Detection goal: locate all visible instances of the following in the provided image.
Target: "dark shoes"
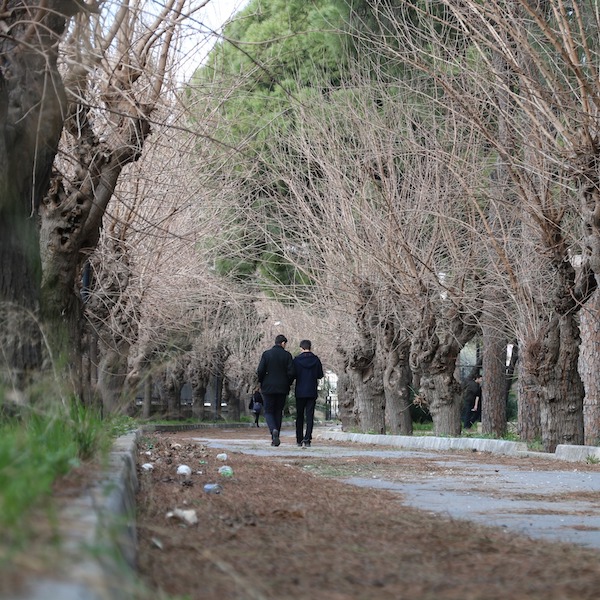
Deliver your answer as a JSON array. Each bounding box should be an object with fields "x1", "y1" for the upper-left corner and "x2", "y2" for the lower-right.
[
  {"x1": 302, "y1": 439, "x2": 311, "y2": 448},
  {"x1": 271, "y1": 429, "x2": 280, "y2": 447}
]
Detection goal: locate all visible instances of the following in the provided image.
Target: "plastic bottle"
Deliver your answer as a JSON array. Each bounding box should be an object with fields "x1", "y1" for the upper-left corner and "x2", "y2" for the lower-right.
[
  {"x1": 203, "y1": 483, "x2": 223, "y2": 494},
  {"x1": 218, "y1": 465, "x2": 234, "y2": 477}
]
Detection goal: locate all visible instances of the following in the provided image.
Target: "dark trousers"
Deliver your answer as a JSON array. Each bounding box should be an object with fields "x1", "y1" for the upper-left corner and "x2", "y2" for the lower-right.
[
  {"x1": 462, "y1": 401, "x2": 477, "y2": 429},
  {"x1": 262, "y1": 393, "x2": 287, "y2": 434},
  {"x1": 296, "y1": 397, "x2": 316, "y2": 444}
]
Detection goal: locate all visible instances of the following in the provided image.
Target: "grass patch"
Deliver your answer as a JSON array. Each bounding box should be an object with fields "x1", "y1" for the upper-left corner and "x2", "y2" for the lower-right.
[{"x1": 0, "y1": 399, "x2": 136, "y2": 552}]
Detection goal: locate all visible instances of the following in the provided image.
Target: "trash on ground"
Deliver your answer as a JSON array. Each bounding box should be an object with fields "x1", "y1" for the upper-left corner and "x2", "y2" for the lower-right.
[
  {"x1": 166, "y1": 508, "x2": 198, "y2": 526},
  {"x1": 218, "y1": 465, "x2": 234, "y2": 477},
  {"x1": 204, "y1": 483, "x2": 223, "y2": 494}
]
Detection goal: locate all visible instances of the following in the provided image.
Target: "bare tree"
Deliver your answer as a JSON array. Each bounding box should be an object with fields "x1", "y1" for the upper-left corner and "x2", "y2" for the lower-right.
[
  {"x1": 40, "y1": 1, "x2": 181, "y2": 377},
  {"x1": 0, "y1": 1, "x2": 77, "y2": 394},
  {"x1": 250, "y1": 72, "x2": 486, "y2": 435},
  {"x1": 351, "y1": 0, "x2": 595, "y2": 450}
]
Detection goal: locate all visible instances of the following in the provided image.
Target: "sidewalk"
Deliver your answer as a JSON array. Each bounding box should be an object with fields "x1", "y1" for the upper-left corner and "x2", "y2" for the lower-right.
[
  {"x1": 194, "y1": 426, "x2": 600, "y2": 552},
  {"x1": 10, "y1": 424, "x2": 600, "y2": 599}
]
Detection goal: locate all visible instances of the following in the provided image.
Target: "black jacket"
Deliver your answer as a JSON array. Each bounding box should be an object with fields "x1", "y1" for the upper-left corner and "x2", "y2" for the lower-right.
[
  {"x1": 257, "y1": 345, "x2": 295, "y2": 395},
  {"x1": 293, "y1": 351, "x2": 324, "y2": 399},
  {"x1": 463, "y1": 380, "x2": 482, "y2": 408}
]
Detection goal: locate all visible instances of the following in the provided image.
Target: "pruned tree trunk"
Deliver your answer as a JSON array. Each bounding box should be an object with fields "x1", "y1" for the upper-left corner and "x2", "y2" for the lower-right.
[
  {"x1": 382, "y1": 336, "x2": 412, "y2": 435},
  {"x1": 481, "y1": 324, "x2": 507, "y2": 437},
  {"x1": 517, "y1": 348, "x2": 541, "y2": 443},
  {"x1": 97, "y1": 341, "x2": 130, "y2": 414},
  {"x1": 579, "y1": 289, "x2": 600, "y2": 446},
  {"x1": 159, "y1": 367, "x2": 183, "y2": 421},
  {"x1": 143, "y1": 374, "x2": 153, "y2": 420},
  {"x1": 204, "y1": 343, "x2": 230, "y2": 420},
  {"x1": 0, "y1": 1, "x2": 75, "y2": 391},
  {"x1": 36, "y1": 0, "x2": 188, "y2": 398},
  {"x1": 519, "y1": 312, "x2": 584, "y2": 452},
  {"x1": 419, "y1": 370, "x2": 463, "y2": 436},
  {"x1": 223, "y1": 377, "x2": 241, "y2": 421},
  {"x1": 336, "y1": 370, "x2": 357, "y2": 432},
  {"x1": 349, "y1": 363, "x2": 385, "y2": 434},
  {"x1": 574, "y1": 140, "x2": 600, "y2": 446},
  {"x1": 192, "y1": 382, "x2": 208, "y2": 420},
  {"x1": 539, "y1": 316, "x2": 584, "y2": 451},
  {"x1": 411, "y1": 300, "x2": 477, "y2": 436}
]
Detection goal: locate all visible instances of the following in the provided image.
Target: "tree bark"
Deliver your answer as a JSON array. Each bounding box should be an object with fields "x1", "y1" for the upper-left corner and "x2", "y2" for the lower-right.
[
  {"x1": 382, "y1": 336, "x2": 412, "y2": 435},
  {"x1": 97, "y1": 341, "x2": 131, "y2": 414},
  {"x1": 143, "y1": 374, "x2": 153, "y2": 420},
  {"x1": 410, "y1": 300, "x2": 477, "y2": 436},
  {"x1": 349, "y1": 363, "x2": 386, "y2": 434},
  {"x1": 158, "y1": 367, "x2": 183, "y2": 421},
  {"x1": 517, "y1": 347, "x2": 541, "y2": 443},
  {"x1": 579, "y1": 289, "x2": 600, "y2": 446},
  {"x1": 0, "y1": 2, "x2": 75, "y2": 390},
  {"x1": 519, "y1": 313, "x2": 584, "y2": 452},
  {"x1": 481, "y1": 324, "x2": 507, "y2": 437},
  {"x1": 336, "y1": 370, "x2": 357, "y2": 432}
]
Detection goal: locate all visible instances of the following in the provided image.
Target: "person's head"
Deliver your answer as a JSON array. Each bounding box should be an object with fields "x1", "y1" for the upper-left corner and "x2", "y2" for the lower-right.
[
  {"x1": 299, "y1": 339, "x2": 312, "y2": 351},
  {"x1": 275, "y1": 334, "x2": 288, "y2": 347}
]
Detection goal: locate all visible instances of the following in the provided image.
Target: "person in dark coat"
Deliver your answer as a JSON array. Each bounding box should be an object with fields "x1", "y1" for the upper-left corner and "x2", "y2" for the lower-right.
[
  {"x1": 249, "y1": 387, "x2": 263, "y2": 427},
  {"x1": 293, "y1": 339, "x2": 324, "y2": 448},
  {"x1": 257, "y1": 334, "x2": 295, "y2": 446},
  {"x1": 462, "y1": 374, "x2": 483, "y2": 432}
]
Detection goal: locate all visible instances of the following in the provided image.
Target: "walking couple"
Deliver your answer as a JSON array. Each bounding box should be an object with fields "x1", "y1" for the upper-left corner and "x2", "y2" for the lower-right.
[{"x1": 256, "y1": 335, "x2": 324, "y2": 448}]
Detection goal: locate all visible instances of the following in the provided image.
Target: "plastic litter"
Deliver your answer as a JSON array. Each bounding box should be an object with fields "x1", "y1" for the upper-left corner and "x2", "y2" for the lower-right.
[
  {"x1": 216, "y1": 453, "x2": 228, "y2": 461},
  {"x1": 204, "y1": 483, "x2": 223, "y2": 494},
  {"x1": 218, "y1": 465, "x2": 234, "y2": 477},
  {"x1": 177, "y1": 464, "x2": 192, "y2": 477},
  {"x1": 167, "y1": 508, "x2": 198, "y2": 526}
]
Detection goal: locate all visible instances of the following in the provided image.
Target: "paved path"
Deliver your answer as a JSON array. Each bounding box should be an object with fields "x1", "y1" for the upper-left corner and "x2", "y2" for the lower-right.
[{"x1": 189, "y1": 427, "x2": 600, "y2": 552}]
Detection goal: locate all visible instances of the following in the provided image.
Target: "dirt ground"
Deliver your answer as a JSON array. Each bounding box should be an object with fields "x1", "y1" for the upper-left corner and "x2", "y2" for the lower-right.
[{"x1": 136, "y1": 428, "x2": 600, "y2": 600}]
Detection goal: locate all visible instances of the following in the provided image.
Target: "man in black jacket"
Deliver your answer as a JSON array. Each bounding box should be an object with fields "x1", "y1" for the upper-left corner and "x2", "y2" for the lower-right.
[
  {"x1": 293, "y1": 339, "x2": 324, "y2": 448},
  {"x1": 462, "y1": 374, "x2": 483, "y2": 432},
  {"x1": 257, "y1": 334, "x2": 295, "y2": 446}
]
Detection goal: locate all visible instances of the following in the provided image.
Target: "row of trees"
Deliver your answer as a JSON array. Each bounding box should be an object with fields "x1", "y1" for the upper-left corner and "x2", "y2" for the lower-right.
[
  {"x1": 4, "y1": 0, "x2": 600, "y2": 454},
  {"x1": 1, "y1": 1, "x2": 276, "y2": 418},
  {"x1": 190, "y1": 0, "x2": 600, "y2": 452}
]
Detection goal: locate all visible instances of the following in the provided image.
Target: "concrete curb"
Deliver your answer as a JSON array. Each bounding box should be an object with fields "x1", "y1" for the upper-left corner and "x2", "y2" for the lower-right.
[
  {"x1": 555, "y1": 444, "x2": 600, "y2": 462},
  {"x1": 318, "y1": 430, "x2": 599, "y2": 463},
  {"x1": 319, "y1": 430, "x2": 528, "y2": 455},
  {"x1": 9, "y1": 432, "x2": 140, "y2": 600}
]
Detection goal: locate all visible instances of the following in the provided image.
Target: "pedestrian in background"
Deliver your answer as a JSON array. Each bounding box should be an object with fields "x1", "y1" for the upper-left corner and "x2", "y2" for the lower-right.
[
  {"x1": 249, "y1": 387, "x2": 263, "y2": 427},
  {"x1": 462, "y1": 373, "x2": 483, "y2": 433},
  {"x1": 257, "y1": 334, "x2": 295, "y2": 446},
  {"x1": 293, "y1": 339, "x2": 324, "y2": 448}
]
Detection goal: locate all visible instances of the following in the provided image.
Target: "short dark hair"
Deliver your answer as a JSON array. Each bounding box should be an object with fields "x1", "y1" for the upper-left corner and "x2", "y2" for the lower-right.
[
  {"x1": 275, "y1": 334, "x2": 288, "y2": 345},
  {"x1": 299, "y1": 339, "x2": 311, "y2": 350}
]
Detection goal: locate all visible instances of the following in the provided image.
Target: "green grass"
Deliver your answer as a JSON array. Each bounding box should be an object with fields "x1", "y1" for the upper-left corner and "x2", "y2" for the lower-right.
[
  {"x1": 0, "y1": 399, "x2": 136, "y2": 548},
  {"x1": 412, "y1": 422, "x2": 433, "y2": 432}
]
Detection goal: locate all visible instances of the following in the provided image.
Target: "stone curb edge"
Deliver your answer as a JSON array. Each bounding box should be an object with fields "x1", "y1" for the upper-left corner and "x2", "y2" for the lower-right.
[
  {"x1": 9, "y1": 432, "x2": 140, "y2": 600},
  {"x1": 318, "y1": 430, "x2": 600, "y2": 462}
]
